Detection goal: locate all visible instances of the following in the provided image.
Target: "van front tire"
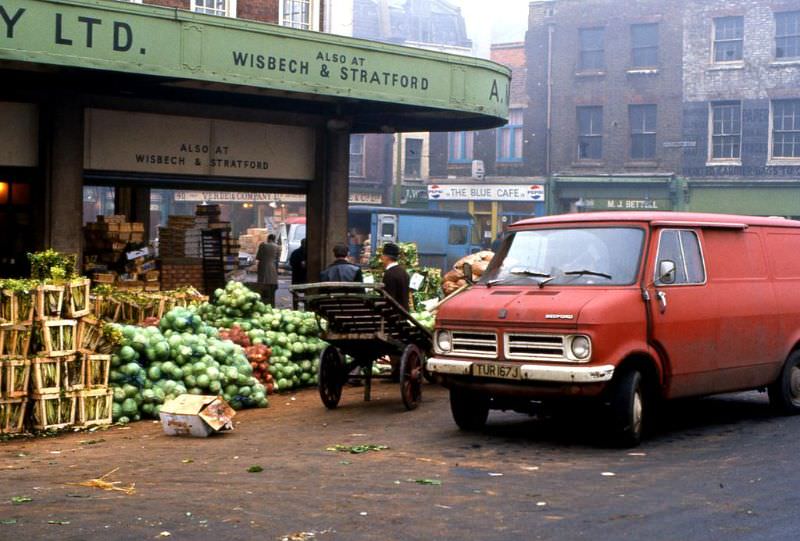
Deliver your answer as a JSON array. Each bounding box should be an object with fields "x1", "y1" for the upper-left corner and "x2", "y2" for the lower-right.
[
  {"x1": 768, "y1": 351, "x2": 800, "y2": 414},
  {"x1": 450, "y1": 389, "x2": 489, "y2": 431},
  {"x1": 608, "y1": 370, "x2": 644, "y2": 447}
]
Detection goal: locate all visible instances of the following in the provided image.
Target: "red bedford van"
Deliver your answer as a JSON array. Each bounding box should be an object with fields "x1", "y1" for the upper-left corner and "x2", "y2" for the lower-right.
[{"x1": 426, "y1": 212, "x2": 800, "y2": 446}]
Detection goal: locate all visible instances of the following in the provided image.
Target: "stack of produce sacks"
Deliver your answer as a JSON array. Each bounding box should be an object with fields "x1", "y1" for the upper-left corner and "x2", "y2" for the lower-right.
[{"x1": 442, "y1": 251, "x2": 494, "y2": 295}]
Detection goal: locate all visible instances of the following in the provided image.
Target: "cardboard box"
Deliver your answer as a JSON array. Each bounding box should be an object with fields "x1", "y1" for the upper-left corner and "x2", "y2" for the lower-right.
[
  {"x1": 126, "y1": 247, "x2": 150, "y2": 260},
  {"x1": 159, "y1": 394, "x2": 235, "y2": 437}
]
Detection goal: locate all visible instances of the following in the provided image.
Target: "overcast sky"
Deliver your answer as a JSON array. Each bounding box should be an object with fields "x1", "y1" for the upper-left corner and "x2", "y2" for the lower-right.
[{"x1": 460, "y1": 0, "x2": 530, "y2": 57}]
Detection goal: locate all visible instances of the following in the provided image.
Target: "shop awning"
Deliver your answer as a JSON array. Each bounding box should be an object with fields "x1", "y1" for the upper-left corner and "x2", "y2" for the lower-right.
[{"x1": 0, "y1": 0, "x2": 510, "y2": 132}]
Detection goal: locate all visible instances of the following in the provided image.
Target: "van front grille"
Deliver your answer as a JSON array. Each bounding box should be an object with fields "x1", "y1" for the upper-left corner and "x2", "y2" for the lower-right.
[
  {"x1": 505, "y1": 334, "x2": 566, "y2": 361},
  {"x1": 451, "y1": 331, "x2": 497, "y2": 358}
]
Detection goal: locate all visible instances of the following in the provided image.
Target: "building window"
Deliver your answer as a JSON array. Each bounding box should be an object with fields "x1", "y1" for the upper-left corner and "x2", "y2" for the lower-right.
[
  {"x1": 710, "y1": 102, "x2": 741, "y2": 160},
  {"x1": 404, "y1": 138, "x2": 423, "y2": 179},
  {"x1": 192, "y1": 0, "x2": 235, "y2": 17},
  {"x1": 448, "y1": 132, "x2": 474, "y2": 163},
  {"x1": 772, "y1": 100, "x2": 800, "y2": 159},
  {"x1": 713, "y1": 16, "x2": 743, "y2": 62},
  {"x1": 349, "y1": 134, "x2": 365, "y2": 177},
  {"x1": 631, "y1": 23, "x2": 659, "y2": 67},
  {"x1": 281, "y1": 0, "x2": 316, "y2": 30},
  {"x1": 776, "y1": 11, "x2": 800, "y2": 59},
  {"x1": 577, "y1": 106, "x2": 603, "y2": 160},
  {"x1": 629, "y1": 105, "x2": 657, "y2": 160},
  {"x1": 579, "y1": 27, "x2": 605, "y2": 70},
  {"x1": 497, "y1": 109, "x2": 524, "y2": 162}
]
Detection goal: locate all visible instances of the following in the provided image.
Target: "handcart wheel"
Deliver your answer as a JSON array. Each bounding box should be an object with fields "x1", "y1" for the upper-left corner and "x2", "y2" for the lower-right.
[
  {"x1": 319, "y1": 345, "x2": 346, "y2": 409},
  {"x1": 400, "y1": 344, "x2": 424, "y2": 410}
]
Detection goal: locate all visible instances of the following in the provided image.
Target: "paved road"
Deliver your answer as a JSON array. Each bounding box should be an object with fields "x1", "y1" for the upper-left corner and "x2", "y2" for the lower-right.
[{"x1": 1, "y1": 384, "x2": 799, "y2": 540}]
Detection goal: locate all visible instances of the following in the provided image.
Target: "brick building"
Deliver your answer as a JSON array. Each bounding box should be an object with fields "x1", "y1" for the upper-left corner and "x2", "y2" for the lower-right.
[
  {"x1": 681, "y1": 0, "x2": 800, "y2": 218},
  {"x1": 526, "y1": 0, "x2": 685, "y2": 214},
  {"x1": 428, "y1": 42, "x2": 545, "y2": 246},
  {"x1": 130, "y1": 0, "x2": 323, "y2": 29}
]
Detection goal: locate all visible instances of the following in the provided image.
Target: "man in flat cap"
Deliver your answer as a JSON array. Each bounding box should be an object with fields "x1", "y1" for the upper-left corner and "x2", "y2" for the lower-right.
[{"x1": 380, "y1": 242, "x2": 410, "y2": 312}]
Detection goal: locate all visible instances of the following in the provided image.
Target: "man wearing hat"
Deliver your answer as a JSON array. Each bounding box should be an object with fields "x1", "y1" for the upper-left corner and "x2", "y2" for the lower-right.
[{"x1": 380, "y1": 242, "x2": 410, "y2": 312}]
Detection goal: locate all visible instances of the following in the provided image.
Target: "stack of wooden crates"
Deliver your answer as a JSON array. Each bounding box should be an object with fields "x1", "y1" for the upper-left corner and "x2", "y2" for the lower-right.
[{"x1": 0, "y1": 280, "x2": 112, "y2": 435}]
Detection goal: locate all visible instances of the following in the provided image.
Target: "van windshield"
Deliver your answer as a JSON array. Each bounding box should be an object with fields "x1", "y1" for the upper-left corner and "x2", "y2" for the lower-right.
[{"x1": 481, "y1": 227, "x2": 645, "y2": 286}]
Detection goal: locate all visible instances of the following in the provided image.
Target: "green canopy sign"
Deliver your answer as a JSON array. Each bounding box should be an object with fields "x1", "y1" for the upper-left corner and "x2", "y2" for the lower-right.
[{"x1": 0, "y1": 0, "x2": 510, "y2": 128}]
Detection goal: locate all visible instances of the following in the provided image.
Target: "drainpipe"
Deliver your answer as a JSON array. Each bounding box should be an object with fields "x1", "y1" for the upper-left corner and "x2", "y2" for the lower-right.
[{"x1": 545, "y1": 22, "x2": 555, "y2": 214}]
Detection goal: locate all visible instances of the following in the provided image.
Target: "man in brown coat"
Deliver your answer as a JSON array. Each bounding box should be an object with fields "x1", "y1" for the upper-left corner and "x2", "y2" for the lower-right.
[{"x1": 256, "y1": 234, "x2": 279, "y2": 306}]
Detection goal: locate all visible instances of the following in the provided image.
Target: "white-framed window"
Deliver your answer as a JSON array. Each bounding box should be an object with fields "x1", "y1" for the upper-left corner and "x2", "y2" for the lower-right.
[
  {"x1": 713, "y1": 16, "x2": 743, "y2": 63},
  {"x1": 577, "y1": 106, "x2": 603, "y2": 160},
  {"x1": 349, "y1": 134, "x2": 365, "y2": 178},
  {"x1": 631, "y1": 23, "x2": 659, "y2": 67},
  {"x1": 448, "y1": 132, "x2": 474, "y2": 164},
  {"x1": 629, "y1": 104, "x2": 657, "y2": 160},
  {"x1": 497, "y1": 109, "x2": 524, "y2": 162},
  {"x1": 771, "y1": 99, "x2": 800, "y2": 160},
  {"x1": 579, "y1": 27, "x2": 605, "y2": 70},
  {"x1": 709, "y1": 101, "x2": 742, "y2": 161},
  {"x1": 192, "y1": 0, "x2": 236, "y2": 17},
  {"x1": 280, "y1": 0, "x2": 320, "y2": 31},
  {"x1": 776, "y1": 11, "x2": 800, "y2": 59},
  {"x1": 404, "y1": 138, "x2": 423, "y2": 179}
]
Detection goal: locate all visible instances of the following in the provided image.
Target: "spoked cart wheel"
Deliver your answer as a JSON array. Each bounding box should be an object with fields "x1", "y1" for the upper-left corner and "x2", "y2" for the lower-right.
[
  {"x1": 319, "y1": 345, "x2": 346, "y2": 409},
  {"x1": 400, "y1": 344, "x2": 424, "y2": 410}
]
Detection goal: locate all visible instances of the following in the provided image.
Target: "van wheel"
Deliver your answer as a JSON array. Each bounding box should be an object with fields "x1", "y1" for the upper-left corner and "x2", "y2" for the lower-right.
[
  {"x1": 608, "y1": 370, "x2": 644, "y2": 447},
  {"x1": 768, "y1": 351, "x2": 800, "y2": 414},
  {"x1": 450, "y1": 389, "x2": 489, "y2": 431}
]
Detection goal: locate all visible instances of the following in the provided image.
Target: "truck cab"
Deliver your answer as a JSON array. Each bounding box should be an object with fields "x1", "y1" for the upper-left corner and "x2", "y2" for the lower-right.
[{"x1": 427, "y1": 212, "x2": 800, "y2": 446}]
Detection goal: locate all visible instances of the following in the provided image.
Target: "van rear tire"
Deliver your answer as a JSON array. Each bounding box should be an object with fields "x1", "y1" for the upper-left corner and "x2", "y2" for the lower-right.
[
  {"x1": 608, "y1": 370, "x2": 644, "y2": 447},
  {"x1": 450, "y1": 389, "x2": 489, "y2": 431},
  {"x1": 768, "y1": 351, "x2": 800, "y2": 414}
]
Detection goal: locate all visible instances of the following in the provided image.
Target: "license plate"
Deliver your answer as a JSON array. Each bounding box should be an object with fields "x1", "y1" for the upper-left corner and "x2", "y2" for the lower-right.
[{"x1": 473, "y1": 363, "x2": 520, "y2": 380}]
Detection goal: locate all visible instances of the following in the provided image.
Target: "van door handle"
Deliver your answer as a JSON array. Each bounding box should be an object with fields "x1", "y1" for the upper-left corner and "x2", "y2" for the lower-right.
[{"x1": 656, "y1": 291, "x2": 667, "y2": 313}]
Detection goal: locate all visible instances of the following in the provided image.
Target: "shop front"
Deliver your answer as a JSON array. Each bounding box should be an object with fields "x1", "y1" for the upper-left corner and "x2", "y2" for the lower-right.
[
  {"x1": 0, "y1": 0, "x2": 509, "y2": 282},
  {"x1": 686, "y1": 180, "x2": 800, "y2": 220},
  {"x1": 549, "y1": 175, "x2": 678, "y2": 215},
  {"x1": 426, "y1": 181, "x2": 546, "y2": 248}
]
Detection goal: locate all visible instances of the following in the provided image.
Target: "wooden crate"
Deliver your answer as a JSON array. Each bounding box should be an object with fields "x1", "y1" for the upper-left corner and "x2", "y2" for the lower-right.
[
  {"x1": 61, "y1": 354, "x2": 85, "y2": 392},
  {"x1": 30, "y1": 392, "x2": 77, "y2": 431},
  {"x1": 1, "y1": 289, "x2": 35, "y2": 324},
  {"x1": 83, "y1": 351, "x2": 110, "y2": 389},
  {"x1": 65, "y1": 278, "x2": 91, "y2": 318},
  {"x1": 76, "y1": 389, "x2": 113, "y2": 428},
  {"x1": 93, "y1": 295, "x2": 121, "y2": 322},
  {"x1": 77, "y1": 316, "x2": 103, "y2": 352},
  {"x1": 36, "y1": 320, "x2": 78, "y2": 356},
  {"x1": 31, "y1": 356, "x2": 61, "y2": 394},
  {"x1": 0, "y1": 324, "x2": 32, "y2": 357},
  {"x1": 0, "y1": 398, "x2": 28, "y2": 435},
  {"x1": 92, "y1": 273, "x2": 116, "y2": 285},
  {"x1": 35, "y1": 284, "x2": 65, "y2": 320},
  {"x1": 1, "y1": 358, "x2": 31, "y2": 399}
]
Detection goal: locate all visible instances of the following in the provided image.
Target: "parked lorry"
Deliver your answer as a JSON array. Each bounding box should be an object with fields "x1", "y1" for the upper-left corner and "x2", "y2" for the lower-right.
[
  {"x1": 426, "y1": 212, "x2": 800, "y2": 446},
  {"x1": 279, "y1": 207, "x2": 479, "y2": 271}
]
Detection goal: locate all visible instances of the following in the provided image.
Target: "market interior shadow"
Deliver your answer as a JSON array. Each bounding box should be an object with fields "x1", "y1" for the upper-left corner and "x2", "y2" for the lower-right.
[{"x1": 475, "y1": 391, "x2": 777, "y2": 447}]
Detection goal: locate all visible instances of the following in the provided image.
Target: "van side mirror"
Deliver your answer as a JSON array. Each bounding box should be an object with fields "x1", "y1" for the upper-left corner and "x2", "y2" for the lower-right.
[
  {"x1": 462, "y1": 262, "x2": 474, "y2": 285},
  {"x1": 658, "y1": 260, "x2": 677, "y2": 285}
]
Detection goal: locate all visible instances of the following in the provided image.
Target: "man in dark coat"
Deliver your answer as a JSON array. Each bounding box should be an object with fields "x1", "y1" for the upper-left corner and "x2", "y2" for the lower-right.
[
  {"x1": 256, "y1": 233, "x2": 279, "y2": 306},
  {"x1": 320, "y1": 243, "x2": 363, "y2": 283},
  {"x1": 289, "y1": 239, "x2": 307, "y2": 309},
  {"x1": 380, "y1": 242, "x2": 410, "y2": 312}
]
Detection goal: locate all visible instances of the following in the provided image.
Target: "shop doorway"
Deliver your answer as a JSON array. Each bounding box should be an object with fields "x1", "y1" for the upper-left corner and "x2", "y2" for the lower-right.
[{"x1": 0, "y1": 173, "x2": 38, "y2": 277}]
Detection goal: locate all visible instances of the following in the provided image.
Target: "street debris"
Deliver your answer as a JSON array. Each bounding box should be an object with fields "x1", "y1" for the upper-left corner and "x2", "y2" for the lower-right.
[
  {"x1": 601, "y1": 472, "x2": 616, "y2": 477},
  {"x1": 0, "y1": 519, "x2": 18, "y2": 525},
  {"x1": 415, "y1": 479, "x2": 442, "y2": 486},
  {"x1": 326, "y1": 444, "x2": 388, "y2": 454},
  {"x1": 157, "y1": 532, "x2": 171, "y2": 537},
  {"x1": 181, "y1": 459, "x2": 193, "y2": 464},
  {"x1": 79, "y1": 439, "x2": 106, "y2": 445},
  {"x1": 11, "y1": 496, "x2": 32, "y2": 505},
  {"x1": 67, "y1": 468, "x2": 136, "y2": 495},
  {"x1": 488, "y1": 472, "x2": 504, "y2": 477},
  {"x1": 280, "y1": 530, "x2": 335, "y2": 541},
  {"x1": 247, "y1": 465, "x2": 264, "y2": 473},
  {"x1": 47, "y1": 520, "x2": 71, "y2": 525}
]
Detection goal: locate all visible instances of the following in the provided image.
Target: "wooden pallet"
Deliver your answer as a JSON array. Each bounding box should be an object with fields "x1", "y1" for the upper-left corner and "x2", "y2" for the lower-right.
[
  {"x1": 76, "y1": 388, "x2": 113, "y2": 428},
  {"x1": 35, "y1": 284, "x2": 65, "y2": 321},
  {"x1": 30, "y1": 392, "x2": 77, "y2": 431},
  {"x1": 0, "y1": 398, "x2": 27, "y2": 435},
  {"x1": 0, "y1": 324, "x2": 32, "y2": 357},
  {"x1": 1, "y1": 358, "x2": 30, "y2": 399}
]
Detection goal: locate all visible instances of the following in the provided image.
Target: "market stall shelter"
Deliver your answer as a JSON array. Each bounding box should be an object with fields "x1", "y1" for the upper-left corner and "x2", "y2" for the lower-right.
[{"x1": 0, "y1": 0, "x2": 509, "y2": 280}]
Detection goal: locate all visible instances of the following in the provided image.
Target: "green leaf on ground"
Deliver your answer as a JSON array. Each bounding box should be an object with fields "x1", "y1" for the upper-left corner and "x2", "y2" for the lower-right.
[
  {"x1": 10, "y1": 497, "x2": 32, "y2": 505},
  {"x1": 326, "y1": 444, "x2": 388, "y2": 454},
  {"x1": 415, "y1": 479, "x2": 442, "y2": 486},
  {"x1": 0, "y1": 519, "x2": 17, "y2": 525},
  {"x1": 247, "y1": 465, "x2": 264, "y2": 473}
]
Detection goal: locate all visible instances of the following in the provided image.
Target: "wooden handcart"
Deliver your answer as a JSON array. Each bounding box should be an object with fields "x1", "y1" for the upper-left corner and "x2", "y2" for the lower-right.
[{"x1": 290, "y1": 283, "x2": 432, "y2": 411}]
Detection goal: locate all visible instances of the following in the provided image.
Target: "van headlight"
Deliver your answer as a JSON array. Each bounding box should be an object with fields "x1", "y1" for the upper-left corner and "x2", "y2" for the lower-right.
[
  {"x1": 436, "y1": 330, "x2": 453, "y2": 353},
  {"x1": 568, "y1": 335, "x2": 591, "y2": 361}
]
